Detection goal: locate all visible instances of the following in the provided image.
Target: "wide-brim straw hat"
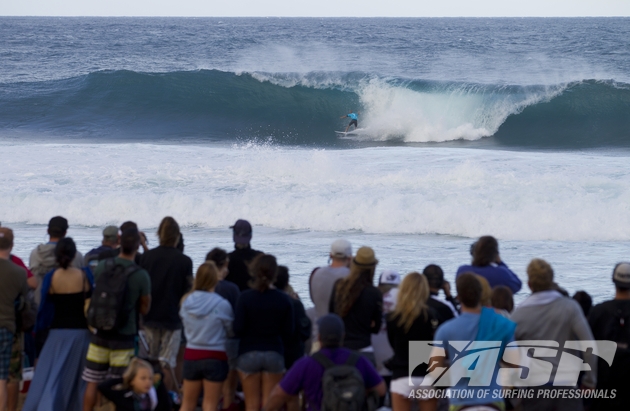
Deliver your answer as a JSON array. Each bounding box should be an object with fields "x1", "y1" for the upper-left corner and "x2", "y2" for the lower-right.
[{"x1": 353, "y1": 246, "x2": 378, "y2": 267}]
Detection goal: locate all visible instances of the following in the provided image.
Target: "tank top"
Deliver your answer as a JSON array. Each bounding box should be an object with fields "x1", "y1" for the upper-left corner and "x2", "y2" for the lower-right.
[{"x1": 49, "y1": 292, "x2": 90, "y2": 329}]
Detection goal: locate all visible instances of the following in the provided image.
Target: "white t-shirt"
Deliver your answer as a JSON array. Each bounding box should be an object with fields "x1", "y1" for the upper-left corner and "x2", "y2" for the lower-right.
[{"x1": 309, "y1": 266, "x2": 350, "y2": 319}]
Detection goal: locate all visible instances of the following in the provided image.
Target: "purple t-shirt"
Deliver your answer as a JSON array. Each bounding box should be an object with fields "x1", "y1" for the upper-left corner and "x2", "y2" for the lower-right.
[{"x1": 280, "y1": 348, "x2": 382, "y2": 411}]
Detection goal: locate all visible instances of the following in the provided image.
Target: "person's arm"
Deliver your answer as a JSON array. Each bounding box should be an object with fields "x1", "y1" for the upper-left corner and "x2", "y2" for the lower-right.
[
  {"x1": 587, "y1": 306, "x2": 601, "y2": 338},
  {"x1": 139, "y1": 295, "x2": 151, "y2": 316},
  {"x1": 233, "y1": 294, "x2": 246, "y2": 337},
  {"x1": 263, "y1": 384, "x2": 293, "y2": 411},
  {"x1": 308, "y1": 267, "x2": 318, "y2": 305},
  {"x1": 183, "y1": 258, "x2": 193, "y2": 296},
  {"x1": 328, "y1": 281, "x2": 338, "y2": 314},
  {"x1": 570, "y1": 303, "x2": 598, "y2": 388},
  {"x1": 222, "y1": 301, "x2": 235, "y2": 338},
  {"x1": 98, "y1": 377, "x2": 126, "y2": 403},
  {"x1": 28, "y1": 248, "x2": 40, "y2": 274},
  {"x1": 283, "y1": 297, "x2": 295, "y2": 342},
  {"x1": 386, "y1": 318, "x2": 397, "y2": 349},
  {"x1": 370, "y1": 288, "x2": 383, "y2": 334},
  {"x1": 371, "y1": 380, "x2": 387, "y2": 397},
  {"x1": 27, "y1": 276, "x2": 38, "y2": 289},
  {"x1": 264, "y1": 359, "x2": 306, "y2": 411},
  {"x1": 295, "y1": 300, "x2": 312, "y2": 341},
  {"x1": 138, "y1": 271, "x2": 152, "y2": 315},
  {"x1": 339, "y1": 115, "x2": 348, "y2": 119},
  {"x1": 139, "y1": 231, "x2": 149, "y2": 252},
  {"x1": 497, "y1": 262, "x2": 522, "y2": 294}
]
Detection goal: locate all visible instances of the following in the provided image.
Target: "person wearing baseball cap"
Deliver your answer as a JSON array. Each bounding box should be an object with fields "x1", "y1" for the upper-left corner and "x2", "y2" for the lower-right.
[
  {"x1": 263, "y1": 314, "x2": 386, "y2": 411},
  {"x1": 28, "y1": 216, "x2": 83, "y2": 306},
  {"x1": 83, "y1": 226, "x2": 120, "y2": 270},
  {"x1": 587, "y1": 262, "x2": 630, "y2": 410},
  {"x1": 225, "y1": 219, "x2": 262, "y2": 291},
  {"x1": 309, "y1": 239, "x2": 353, "y2": 322},
  {"x1": 371, "y1": 270, "x2": 401, "y2": 377}
]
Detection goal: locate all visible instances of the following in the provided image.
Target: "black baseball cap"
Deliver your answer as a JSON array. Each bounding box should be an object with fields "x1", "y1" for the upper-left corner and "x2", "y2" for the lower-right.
[
  {"x1": 317, "y1": 314, "x2": 345, "y2": 347},
  {"x1": 230, "y1": 219, "x2": 252, "y2": 244},
  {"x1": 48, "y1": 216, "x2": 69, "y2": 232}
]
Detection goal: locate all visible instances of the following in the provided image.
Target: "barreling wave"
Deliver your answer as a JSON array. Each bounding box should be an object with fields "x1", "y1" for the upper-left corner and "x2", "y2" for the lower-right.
[{"x1": 1, "y1": 69, "x2": 629, "y2": 148}]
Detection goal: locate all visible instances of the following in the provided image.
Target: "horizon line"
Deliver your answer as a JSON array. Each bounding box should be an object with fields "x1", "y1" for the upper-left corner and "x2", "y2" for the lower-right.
[{"x1": 1, "y1": 15, "x2": 629, "y2": 18}]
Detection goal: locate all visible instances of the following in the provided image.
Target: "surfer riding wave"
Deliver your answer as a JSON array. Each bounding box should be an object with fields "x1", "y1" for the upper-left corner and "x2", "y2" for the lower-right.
[{"x1": 341, "y1": 111, "x2": 360, "y2": 133}]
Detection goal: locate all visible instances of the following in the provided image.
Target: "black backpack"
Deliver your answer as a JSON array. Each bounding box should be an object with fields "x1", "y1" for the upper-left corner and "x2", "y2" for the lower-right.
[
  {"x1": 87, "y1": 259, "x2": 140, "y2": 332},
  {"x1": 604, "y1": 306, "x2": 630, "y2": 351},
  {"x1": 312, "y1": 351, "x2": 368, "y2": 411}
]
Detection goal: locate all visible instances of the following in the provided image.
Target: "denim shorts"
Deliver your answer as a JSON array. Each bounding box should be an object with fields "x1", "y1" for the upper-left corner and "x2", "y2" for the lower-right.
[
  {"x1": 236, "y1": 350, "x2": 285, "y2": 374},
  {"x1": 183, "y1": 358, "x2": 229, "y2": 382}
]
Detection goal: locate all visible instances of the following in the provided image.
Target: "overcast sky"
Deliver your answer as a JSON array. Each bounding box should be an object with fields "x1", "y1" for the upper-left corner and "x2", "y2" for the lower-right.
[{"x1": 2, "y1": 0, "x2": 629, "y2": 17}]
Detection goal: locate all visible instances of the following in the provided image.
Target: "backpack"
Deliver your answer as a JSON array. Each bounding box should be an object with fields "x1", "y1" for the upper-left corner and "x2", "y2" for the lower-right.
[
  {"x1": 15, "y1": 289, "x2": 37, "y2": 331},
  {"x1": 312, "y1": 351, "x2": 368, "y2": 411},
  {"x1": 87, "y1": 259, "x2": 140, "y2": 332},
  {"x1": 602, "y1": 306, "x2": 630, "y2": 352}
]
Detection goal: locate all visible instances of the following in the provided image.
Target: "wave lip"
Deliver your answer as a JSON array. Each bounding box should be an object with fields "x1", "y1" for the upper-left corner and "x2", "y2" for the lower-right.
[{"x1": 0, "y1": 70, "x2": 629, "y2": 148}]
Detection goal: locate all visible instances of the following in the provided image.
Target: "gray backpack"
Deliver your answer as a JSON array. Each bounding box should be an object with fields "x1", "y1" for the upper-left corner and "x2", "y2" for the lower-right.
[{"x1": 312, "y1": 351, "x2": 366, "y2": 411}]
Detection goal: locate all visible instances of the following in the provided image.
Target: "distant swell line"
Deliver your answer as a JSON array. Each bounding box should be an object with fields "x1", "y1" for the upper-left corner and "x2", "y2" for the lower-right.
[{"x1": 0, "y1": 69, "x2": 629, "y2": 148}]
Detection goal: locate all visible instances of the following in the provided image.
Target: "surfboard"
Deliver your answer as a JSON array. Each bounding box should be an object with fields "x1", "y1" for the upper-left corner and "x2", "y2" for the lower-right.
[{"x1": 336, "y1": 128, "x2": 364, "y2": 136}]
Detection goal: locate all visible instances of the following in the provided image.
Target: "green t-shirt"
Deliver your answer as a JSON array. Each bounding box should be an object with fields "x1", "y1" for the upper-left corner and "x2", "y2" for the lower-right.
[{"x1": 93, "y1": 257, "x2": 151, "y2": 336}]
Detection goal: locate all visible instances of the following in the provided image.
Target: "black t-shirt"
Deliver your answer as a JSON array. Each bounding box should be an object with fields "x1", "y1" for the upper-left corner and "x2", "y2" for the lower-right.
[
  {"x1": 139, "y1": 246, "x2": 193, "y2": 330},
  {"x1": 233, "y1": 288, "x2": 294, "y2": 355},
  {"x1": 428, "y1": 294, "x2": 457, "y2": 323},
  {"x1": 387, "y1": 308, "x2": 441, "y2": 379},
  {"x1": 588, "y1": 299, "x2": 630, "y2": 410},
  {"x1": 226, "y1": 246, "x2": 262, "y2": 292},
  {"x1": 329, "y1": 282, "x2": 383, "y2": 351},
  {"x1": 98, "y1": 248, "x2": 142, "y2": 265},
  {"x1": 215, "y1": 280, "x2": 240, "y2": 311},
  {"x1": 284, "y1": 297, "x2": 312, "y2": 369}
]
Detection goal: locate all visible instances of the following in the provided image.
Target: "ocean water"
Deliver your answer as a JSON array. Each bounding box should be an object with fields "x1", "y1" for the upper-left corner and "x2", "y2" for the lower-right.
[{"x1": 1, "y1": 17, "x2": 629, "y2": 304}]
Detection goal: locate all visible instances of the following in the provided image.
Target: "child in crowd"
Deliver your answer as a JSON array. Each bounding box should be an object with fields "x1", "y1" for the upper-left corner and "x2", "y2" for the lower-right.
[
  {"x1": 98, "y1": 357, "x2": 171, "y2": 411},
  {"x1": 491, "y1": 285, "x2": 514, "y2": 318}
]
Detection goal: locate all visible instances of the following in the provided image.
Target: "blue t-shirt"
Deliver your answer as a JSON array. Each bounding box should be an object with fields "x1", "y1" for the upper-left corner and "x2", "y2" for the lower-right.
[
  {"x1": 280, "y1": 348, "x2": 382, "y2": 411},
  {"x1": 347, "y1": 113, "x2": 358, "y2": 120},
  {"x1": 434, "y1": 312, "x2": 511, "y2": 406}
]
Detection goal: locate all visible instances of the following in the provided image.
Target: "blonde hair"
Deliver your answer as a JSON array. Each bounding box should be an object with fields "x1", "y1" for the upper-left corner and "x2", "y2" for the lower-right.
[
  {"x1": 391, "y1": 272, "x2": 429, "y2": 332},
  {"x1": 181, "y1": 262, "x2": 220, "y2": 306},
  {"x1": 527, "y1": 258, "x2": 554, "y2": 292},
  {"x1": 193, "y1": 261, "x2": 220, "y2": 292},
  {"x1": 476, "y1": 275, "x2": 492, "y2": 307},
  {"x1": 122, "y1": 358, "x2": 153, "y2": 388}
]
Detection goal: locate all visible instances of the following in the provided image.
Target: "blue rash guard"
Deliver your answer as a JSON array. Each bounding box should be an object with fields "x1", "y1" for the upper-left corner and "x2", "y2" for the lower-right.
[{"x1": 347, "y1": 113, "x2": 358, "y2": 120}]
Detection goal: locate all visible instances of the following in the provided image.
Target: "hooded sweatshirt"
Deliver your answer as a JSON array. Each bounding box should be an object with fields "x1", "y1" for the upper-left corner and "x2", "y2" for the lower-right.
[
  {"x1": 29, "y1": 242, "x2": 83, "y2": 305},
  {"x1": 180, "y1": 291, "x2": 233, "y2": 355}
]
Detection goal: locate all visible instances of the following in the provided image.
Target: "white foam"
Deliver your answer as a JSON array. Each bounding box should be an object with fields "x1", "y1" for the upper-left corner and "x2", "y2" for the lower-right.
[
  {"x1": 1, "y1": 143, "x2": 629, "y2": 242},
  {"x1": 356, "y1": 79, "x2": 565, "y2": 142}
]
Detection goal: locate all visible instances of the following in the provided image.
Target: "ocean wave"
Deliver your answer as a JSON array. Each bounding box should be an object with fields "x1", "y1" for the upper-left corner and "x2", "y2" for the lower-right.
[
  {"x1": 0, "y1": 69, "x2": 629, "y2": 148},
  {"x1": 1, "y1": 143, "x2": 630, "y2": 241}
]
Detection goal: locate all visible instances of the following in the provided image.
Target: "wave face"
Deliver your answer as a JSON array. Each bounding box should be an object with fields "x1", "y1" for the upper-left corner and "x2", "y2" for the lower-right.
[{"x1": 1, "y1": 70, "x2": 629, "y2": 148}]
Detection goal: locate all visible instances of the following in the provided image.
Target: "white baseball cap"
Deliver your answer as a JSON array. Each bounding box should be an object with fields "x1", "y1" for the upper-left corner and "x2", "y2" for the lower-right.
[
  {"x1": 330, "y1": 239, "x2": 352, "y2": 259},
  {"x1": 379, "y1": 270, "x2": 401, "y2": 286}
]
